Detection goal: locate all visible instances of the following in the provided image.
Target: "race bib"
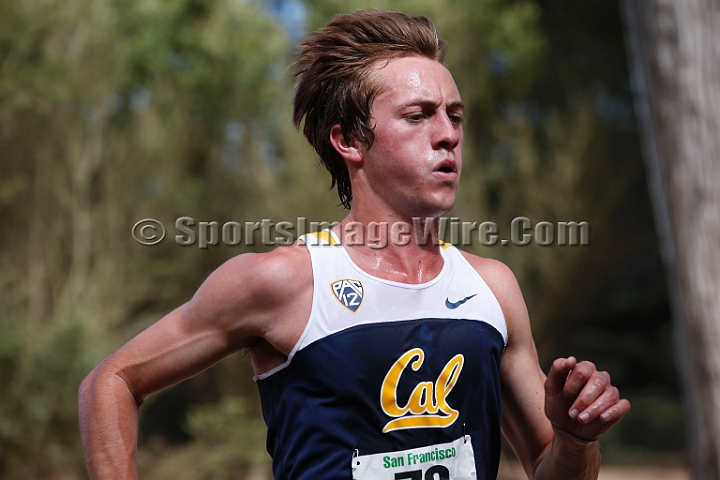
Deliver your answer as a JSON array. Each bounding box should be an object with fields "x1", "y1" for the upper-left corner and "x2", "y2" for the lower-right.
[{"x1": 352, "y1": 436, "x2": 476, "y2": 480}]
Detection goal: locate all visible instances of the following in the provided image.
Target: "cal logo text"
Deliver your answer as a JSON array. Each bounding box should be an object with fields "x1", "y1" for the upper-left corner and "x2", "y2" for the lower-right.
[{"x1": 380, "y1": 348, "x2": 464, "y2": 432}]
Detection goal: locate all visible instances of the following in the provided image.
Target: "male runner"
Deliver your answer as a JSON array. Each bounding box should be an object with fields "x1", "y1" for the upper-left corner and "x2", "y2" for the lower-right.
[{"x1": 79, "y1": 10, "x2": 630, "y2": 480}]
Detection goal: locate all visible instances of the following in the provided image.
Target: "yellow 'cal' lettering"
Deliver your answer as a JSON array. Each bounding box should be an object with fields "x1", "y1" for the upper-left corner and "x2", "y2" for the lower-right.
[{"x1": 380, "y1": 348, "x2": 464, "y2": 433}]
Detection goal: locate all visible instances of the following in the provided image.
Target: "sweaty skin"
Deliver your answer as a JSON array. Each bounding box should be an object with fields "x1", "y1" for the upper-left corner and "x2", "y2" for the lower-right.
[{"x1": 79, "y1": 56, "x2": 630, "y2": 480}]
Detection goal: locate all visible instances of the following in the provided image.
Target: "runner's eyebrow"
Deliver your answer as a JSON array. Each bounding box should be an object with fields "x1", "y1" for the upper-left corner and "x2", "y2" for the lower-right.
[
  {"x1": 400, "y1": 99, "x2": 465, "y2": 112},
  {"x1": 448, "y1": 101, "x2": 465, "y2": 112}
]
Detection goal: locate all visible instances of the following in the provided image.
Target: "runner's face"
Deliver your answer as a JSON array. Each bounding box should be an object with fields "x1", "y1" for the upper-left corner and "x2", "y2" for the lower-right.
[{"x1": 361, "y1": 56, "x2": 463, "y2": 218}]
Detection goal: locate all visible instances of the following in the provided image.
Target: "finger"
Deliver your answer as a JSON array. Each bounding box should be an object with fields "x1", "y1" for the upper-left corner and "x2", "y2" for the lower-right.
[
  {"x1": 573, "y1": 384, "x2": 619, "y2": 424},
  {"x1": 545, "y1": 357, "x2": 577, "y2": 396},
  {"x1": 599, "y1": 398, "x2": 632, "y2": 423},
  {"x1": 562, "y1": 361, "x2": 598, "y2": 399},
  {"x1": 567, "y1": 370, "x2": 611, "y2": 419}
]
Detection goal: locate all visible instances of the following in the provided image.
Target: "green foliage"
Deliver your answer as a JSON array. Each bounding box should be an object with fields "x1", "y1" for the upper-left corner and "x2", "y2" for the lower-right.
[
  {"x1": 117, "y1": 0, "x2": 288, "y2": 119},
  {"x1": 137, "y1": 395, "x2": 269, "y2": 479},
  {"x1": 600, "y1": 393, "x2": 687, "y2": 465},
  {"x1": 0, "y1": 312, "x2": 101, "y2": 478},
  {"x1": 188, "y1": 396, "x2": 266, "y2": 457},
  {"x1": 0, "y1": 0, "x2": 302, "y2": 476}
]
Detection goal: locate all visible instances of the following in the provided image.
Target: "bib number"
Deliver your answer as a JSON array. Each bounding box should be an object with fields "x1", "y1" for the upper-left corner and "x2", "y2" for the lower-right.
[
  {"x1": 352, "y1": 436, "x2": 476, "y2": 480},
  {"x1": 394, "y1": 465, "x2": 450, "y2": 479}
]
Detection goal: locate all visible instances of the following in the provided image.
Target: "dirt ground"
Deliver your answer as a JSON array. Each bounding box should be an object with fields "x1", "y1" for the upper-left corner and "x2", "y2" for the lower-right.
[{"x1": 497, "y1": 461, "x2": 690, "y2": 480}]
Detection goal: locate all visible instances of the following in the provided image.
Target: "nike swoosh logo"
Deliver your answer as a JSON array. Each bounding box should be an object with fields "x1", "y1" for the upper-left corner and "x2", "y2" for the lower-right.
[{"x1": 445, "y1": 294, "x2": 478, "y2": 309}]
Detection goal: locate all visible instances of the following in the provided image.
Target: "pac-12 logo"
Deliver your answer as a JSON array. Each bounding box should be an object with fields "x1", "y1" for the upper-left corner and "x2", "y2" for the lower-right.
[
  {"x1": 381, "y1": 348, "x2": 464, "y2": 433},
  {"x1": 331, "y1": 279, "x2": 364, "y2": 313}
]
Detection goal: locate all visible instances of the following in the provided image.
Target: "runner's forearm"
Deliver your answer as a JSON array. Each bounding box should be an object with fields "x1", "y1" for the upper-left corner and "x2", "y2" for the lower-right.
[
  {"x1": 533, "y1": 427, "x2": 601, "y2": 480},
  {"x1": 79, "y1": 367, "x2": 141, "y2": 480}
]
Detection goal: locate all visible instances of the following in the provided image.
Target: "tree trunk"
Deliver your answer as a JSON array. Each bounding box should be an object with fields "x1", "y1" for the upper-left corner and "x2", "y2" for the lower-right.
[{"x1": 620, "y1": 0, "x2": 720, "y2": 478}]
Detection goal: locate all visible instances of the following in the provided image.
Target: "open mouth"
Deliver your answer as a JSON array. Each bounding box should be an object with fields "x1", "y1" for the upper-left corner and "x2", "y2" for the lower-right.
[{"x1": 435, "y1": 159, "x2": 457, "y2": 174}]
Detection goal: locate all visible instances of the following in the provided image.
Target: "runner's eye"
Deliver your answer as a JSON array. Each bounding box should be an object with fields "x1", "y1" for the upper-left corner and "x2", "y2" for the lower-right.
[{"x1": 405, "y1": 114, "x2": 425, "y2": 122}]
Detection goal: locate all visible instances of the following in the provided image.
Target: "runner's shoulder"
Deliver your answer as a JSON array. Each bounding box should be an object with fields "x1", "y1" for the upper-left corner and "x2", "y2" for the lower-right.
[
  {"x1": 220, "y1": 241, "x2": 311, "y2": 298},
  {"x1": 457, "y1": 250, "x2": 527, "y2": 339},
  {"x1": 457, "y1": 250, "x2": 519, "y2": 292},
  {"x1": 191, "y1": 241, "x2": 312, "y2": 317}
]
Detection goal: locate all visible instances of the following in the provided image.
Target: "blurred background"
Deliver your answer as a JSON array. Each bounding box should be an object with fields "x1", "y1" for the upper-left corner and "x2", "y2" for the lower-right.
[{"x1": 0, "y1": 0, "x2": 699, "y2": 478}]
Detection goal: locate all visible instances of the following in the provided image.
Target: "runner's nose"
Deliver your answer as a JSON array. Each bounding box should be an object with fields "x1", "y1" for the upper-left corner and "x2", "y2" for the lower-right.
[{"x1": 433, "y1": 111, "x2": 461, "y2": 151}]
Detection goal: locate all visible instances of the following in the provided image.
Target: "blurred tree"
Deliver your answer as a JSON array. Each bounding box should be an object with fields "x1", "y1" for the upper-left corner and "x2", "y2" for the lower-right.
[
  {"x1": 0, "y1": 0, "x2": 330, "y2": 476},
  {"x1": 622, "y1": 0, "x2": 720, "y2": 477}
]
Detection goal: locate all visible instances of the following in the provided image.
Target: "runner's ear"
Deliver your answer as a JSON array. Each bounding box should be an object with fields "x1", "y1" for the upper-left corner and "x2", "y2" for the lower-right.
[{"x1": 330, "y1": 124, "x2": 363, "y2": 164}]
